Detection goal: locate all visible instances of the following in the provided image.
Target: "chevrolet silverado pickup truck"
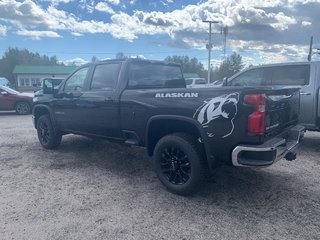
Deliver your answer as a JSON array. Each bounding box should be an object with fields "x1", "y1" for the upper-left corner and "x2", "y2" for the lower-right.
[
  {"x1": 225, "y1": 61, "x2": 320, "y2": 131},
  {"x1": 32, "y1": 59, "x2": 304, "y2": 195}
]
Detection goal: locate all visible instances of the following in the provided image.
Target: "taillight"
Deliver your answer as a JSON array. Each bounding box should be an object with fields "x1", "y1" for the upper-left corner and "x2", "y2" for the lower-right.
[{"x1": 244, "y1": 94, "x2": 266, "y2": 135}]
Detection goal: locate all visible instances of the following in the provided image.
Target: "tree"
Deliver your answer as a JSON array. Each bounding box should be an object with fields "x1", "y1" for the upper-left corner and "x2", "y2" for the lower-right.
[
  {"x1": 0, "y1": 47, "x2": 61, "y2": 86},
  {"x1": 164, "y1": 55, "x2": 206, "y2": 78},
  {"x1": 91, "y1": 56, "x2": 98, "y2": 62},
  {"x1": 116, "y1": 52, "x2": 126, "y2": 59},
  {"x1": 213, "y1": 52, "x2": 244, "y2": 80}
]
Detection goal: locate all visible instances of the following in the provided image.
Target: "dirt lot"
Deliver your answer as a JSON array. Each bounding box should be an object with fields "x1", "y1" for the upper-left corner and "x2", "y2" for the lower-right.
[{"x1": 0, "y1": 113, "x2": 320, "y2": 240}]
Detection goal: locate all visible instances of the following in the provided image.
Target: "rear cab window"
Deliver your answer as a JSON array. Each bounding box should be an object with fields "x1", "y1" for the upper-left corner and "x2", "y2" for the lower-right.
[
  {"x1": 270, "y1": 65, "x2": 310, "y2": 85},
  {"x1": 128, "y1": 62, "x2": 185, "y2": 88}
]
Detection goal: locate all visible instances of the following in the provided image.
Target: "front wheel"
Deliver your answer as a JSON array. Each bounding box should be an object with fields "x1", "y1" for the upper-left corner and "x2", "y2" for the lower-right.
[
  {"x1": 15, "y1": 102, "x2": 31, "y2": 115},
  {"x1": 37, "y1": 115, "x2": 62, "y2": 149},
  {"x1": 154, "y1": 133, "x2": 207, "y2": 195}
]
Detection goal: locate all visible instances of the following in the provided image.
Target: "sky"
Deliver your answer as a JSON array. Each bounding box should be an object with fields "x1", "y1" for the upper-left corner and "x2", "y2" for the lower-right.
[{"x1": 0, "y1": 0, "x2": 319, "y2": 68}]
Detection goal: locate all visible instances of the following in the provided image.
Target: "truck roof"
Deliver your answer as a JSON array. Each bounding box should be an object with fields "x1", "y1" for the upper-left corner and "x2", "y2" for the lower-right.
[{"x1": 88, "y1": 58, "x2": 181, "y2": 67}]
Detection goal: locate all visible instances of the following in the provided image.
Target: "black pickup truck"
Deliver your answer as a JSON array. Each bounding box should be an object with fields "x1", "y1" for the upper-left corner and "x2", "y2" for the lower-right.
[{"x1": 32, "y1": 59, "x2": 304, "y2": 195}]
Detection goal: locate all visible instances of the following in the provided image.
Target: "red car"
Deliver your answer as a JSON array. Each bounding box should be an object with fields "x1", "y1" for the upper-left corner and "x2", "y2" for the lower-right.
[{"x1": 0, "y1": 86, "x2": 33, "y2": 114}]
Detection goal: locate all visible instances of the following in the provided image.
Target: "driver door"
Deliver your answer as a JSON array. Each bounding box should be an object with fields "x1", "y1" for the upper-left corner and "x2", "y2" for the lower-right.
[{"x1": 52, "y1": 67, "x2": 90, "y2": 131}]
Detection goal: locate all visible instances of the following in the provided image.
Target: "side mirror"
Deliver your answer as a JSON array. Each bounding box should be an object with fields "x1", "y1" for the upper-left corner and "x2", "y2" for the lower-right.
[
  {"x1": 43, "y1": 79, "x2": 54, "y2": 94},
  {"x1": 1, "y1": 91, "x2": 8, "y2": 95},
  {"x1": 222, "y1": 77, "x2": 228, "y2": 86}
]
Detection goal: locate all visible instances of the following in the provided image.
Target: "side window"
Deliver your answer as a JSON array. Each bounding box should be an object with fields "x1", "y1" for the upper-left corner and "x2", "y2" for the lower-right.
[
  {"x1": 64, "y1": 67, "x2": 89, "y2": 92},
  {"x1": 128, "y1": 63, "x2": 184, "y2": 88},
  {"x1": 230, "y1": 68, "x2": 265, "y2": 86},
  {"x1": 91, "y1": 63, "x2": 120, "y2": 90},
  {"x1": 271, "y1": 65, "x2": 310, "y2": 86}
]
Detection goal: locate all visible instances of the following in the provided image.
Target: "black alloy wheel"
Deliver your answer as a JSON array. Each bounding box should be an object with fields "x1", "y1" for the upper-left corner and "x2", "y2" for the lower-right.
[
  {"x1": 38, "y1": 120, "x2": 50, "y2": 145},
  {"x1": 160, "y1": 146, "x2": 191, "y2": 185},
  {"x1": 36, "y1": 115, "x2": 62, "y2": 149},
  {"x1": 154, "y1": 133, "x2": 207, "y2": 195}
]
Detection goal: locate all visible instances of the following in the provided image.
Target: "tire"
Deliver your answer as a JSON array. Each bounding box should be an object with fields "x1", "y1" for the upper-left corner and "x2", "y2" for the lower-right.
[
  {"x1": 37, "y1": 115, "x2": 62, "y2": 149},
  {"x1": 15, "y1": 102, "x2": 31, "y2": 115},
  {"x1": 154, "y1": 133, "x2": 207, "y2": 195}
]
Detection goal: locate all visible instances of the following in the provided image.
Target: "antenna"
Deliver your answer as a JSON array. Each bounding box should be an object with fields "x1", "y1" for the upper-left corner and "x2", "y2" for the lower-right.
[{"x1": 307, "y1": 36, "x2": 313, "y2": 62}]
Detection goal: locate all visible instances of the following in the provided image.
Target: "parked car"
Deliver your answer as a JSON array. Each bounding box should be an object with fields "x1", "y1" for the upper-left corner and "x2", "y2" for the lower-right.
[
  {"x1": 0, "y1": 77, "x2": 10, "y2": 87},
  {"x1": 0, "y1": 86, "x2": 33, "y2": 114},
  {"x1": 33, "y1": 59, "x2": 304, "y2": 195},
  {"x1": 224, "y1": 61, "x2": 320, "y2": 131},
  {"x1": 185, "y1": 78, "x2": 207, "y2": 88}
]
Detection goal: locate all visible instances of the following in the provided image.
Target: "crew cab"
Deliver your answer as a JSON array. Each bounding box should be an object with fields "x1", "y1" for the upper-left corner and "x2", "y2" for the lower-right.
[
  {"x1": 32, "y1": 59, "x2": 304, "y2": 195},
  {"x1": 0, "y1": 85, "x2": 33, "y2": 114},
  {"x1": 225, "y1": 61, "x2": 320, "y2": 131}
]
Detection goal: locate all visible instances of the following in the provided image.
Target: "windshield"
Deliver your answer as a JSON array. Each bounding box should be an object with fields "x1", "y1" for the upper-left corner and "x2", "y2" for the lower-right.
[{"x1": 1, "y1": 86, "x2": 20, "y2": 94}]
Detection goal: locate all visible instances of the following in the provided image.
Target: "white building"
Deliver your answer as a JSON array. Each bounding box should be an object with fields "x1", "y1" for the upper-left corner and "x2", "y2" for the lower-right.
[{"x1": 13, "y1": 65, "x2": 77, "y2": 91}]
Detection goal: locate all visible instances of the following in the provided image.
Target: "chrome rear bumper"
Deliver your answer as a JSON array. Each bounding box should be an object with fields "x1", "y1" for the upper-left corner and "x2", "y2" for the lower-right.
[{"x1": 232, "y1": 125, "x2": 305, "y2": 167}]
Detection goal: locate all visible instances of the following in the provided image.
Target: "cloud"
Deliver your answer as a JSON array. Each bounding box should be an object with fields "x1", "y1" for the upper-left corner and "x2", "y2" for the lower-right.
[
  {"x1": 107, "y1": 0, "x2": 120, "y2": 5},
  {"x1": 301, "y1": 20, "x2": 312, "y2": 26},
  {"x1": 16, "y1": 29, "x2": 61, "y2": 40},
  {"x1": 0, "y1": 0, "x2": 319, "y2": 63},
  {"x1": 0, "y1": 25, "x2": 7, "y2": 37},
  {"x1": 71, "y1": 32, "x2": 83, "y2": 36},
  {"x1": 51, "y1": 0, "x2": 74, "y2": 6},
  {"x1": 130, "y1": 54, "x2": 146, "y2": 59},
  {"x1": 60, "y1": 57, "x2": 88, "y2": 66},
  {"x1": 95, "y1": 2, "x2": 115, "y2": 14}
]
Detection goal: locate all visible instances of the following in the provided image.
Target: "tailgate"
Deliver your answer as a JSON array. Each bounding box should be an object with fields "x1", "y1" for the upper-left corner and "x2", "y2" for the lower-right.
[{"x1": 264, "y1": 88, "x2": 300, "y2": 138}]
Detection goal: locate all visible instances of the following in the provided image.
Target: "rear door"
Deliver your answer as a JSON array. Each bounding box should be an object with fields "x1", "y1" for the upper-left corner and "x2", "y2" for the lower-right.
[{"x1": 73, "y1": 62, "x2": 122, "y2": 138}]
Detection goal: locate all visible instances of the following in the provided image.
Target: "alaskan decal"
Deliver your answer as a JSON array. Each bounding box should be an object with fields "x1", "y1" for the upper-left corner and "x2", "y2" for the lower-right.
[
  {"x1": 193, "y1": 92, "x2": 239, "y2": 138},
  {"x1": 155, "y1": 93, "x2": 198, "y2": 98}
]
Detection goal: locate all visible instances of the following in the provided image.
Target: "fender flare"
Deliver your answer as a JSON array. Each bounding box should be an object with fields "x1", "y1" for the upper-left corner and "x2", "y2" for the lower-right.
[
  {"x1": 33, "y1": 104, "x2": 58, "y2": 132},
  {"x1": 146, "y1": 115, "x2": 216, "y2": 170}
]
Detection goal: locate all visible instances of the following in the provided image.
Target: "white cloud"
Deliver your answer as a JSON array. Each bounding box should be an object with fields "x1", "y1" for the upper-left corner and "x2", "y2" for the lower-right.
[
  {"x1": 16, "y1": 29, "x2": 61, "y2": 40},
  {"x1": 0, "y1": 0, "x2": 319, "y2": 64},
  {"x1": 51, "y1": 0, "x2": 74, "y2": 6},
  {"x1": 301, "y1": 20, "x2": 312, "y2": 26},
  {"x1": 130, "y1": 54, "x2": 146, "y2": 59},
  {"x1": 71, "y1": 32, "x2": 83, "y2": 36},
  {"x1": 0, "y1": 25, "x2": 7, "y2": 37},
  {"x1": 95, "y1": 2, "x2": 115, "y2": 14},
  {"x1": 60, "y1": 57, "x2": 88, "y2": 66},
  {"x1": 107, "y1": 0, "x2": 120, "y2": 5}
]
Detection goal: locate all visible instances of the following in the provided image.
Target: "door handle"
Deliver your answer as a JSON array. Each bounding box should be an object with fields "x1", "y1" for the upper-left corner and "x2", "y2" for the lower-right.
[
  {"x1": 104, "y1": 97, "x2": 113, "y2": 102},
  {"x1": 300, "y1": 92, "x2": 311, "y2": 96}
]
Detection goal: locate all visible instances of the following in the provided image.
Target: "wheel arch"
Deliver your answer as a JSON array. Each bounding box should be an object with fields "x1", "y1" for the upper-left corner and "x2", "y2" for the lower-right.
[
  {"x1": 146, "y1": 115, "x2": 216, "y2": 170},
  {"x1": 33, "y1": 105, "x2": 56, "y2": 131}
]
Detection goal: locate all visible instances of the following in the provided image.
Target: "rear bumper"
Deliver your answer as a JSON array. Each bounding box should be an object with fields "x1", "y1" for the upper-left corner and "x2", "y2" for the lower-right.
[{"x1": 232, "y1": 125, "x2": 305, "y2": 167}]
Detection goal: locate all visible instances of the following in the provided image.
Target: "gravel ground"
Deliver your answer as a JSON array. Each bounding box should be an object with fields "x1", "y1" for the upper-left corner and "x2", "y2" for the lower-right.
[{"x1": 0, "y1": 112, "x2": 320, "y2": 240}]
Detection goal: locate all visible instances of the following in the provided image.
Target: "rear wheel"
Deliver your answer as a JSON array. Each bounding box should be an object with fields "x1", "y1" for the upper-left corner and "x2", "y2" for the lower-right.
[
  {"x1": 154, "y1": 133, "x2": 207, "y2": 195},
  {"x1": 15, "y1": 102, "x2": 31, "y2": 115},
  {"x1": 37, "y1": 115, "x2": 62, "y2": 149}
]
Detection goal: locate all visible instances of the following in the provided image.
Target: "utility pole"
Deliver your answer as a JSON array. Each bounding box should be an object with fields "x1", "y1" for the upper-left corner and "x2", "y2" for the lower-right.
[
  {"x1": 203, "y1": 20, "x2": 219, "y2": 84},
  {"x1": 221, "y1": 26, "x2": 228, "y2": 60}
]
